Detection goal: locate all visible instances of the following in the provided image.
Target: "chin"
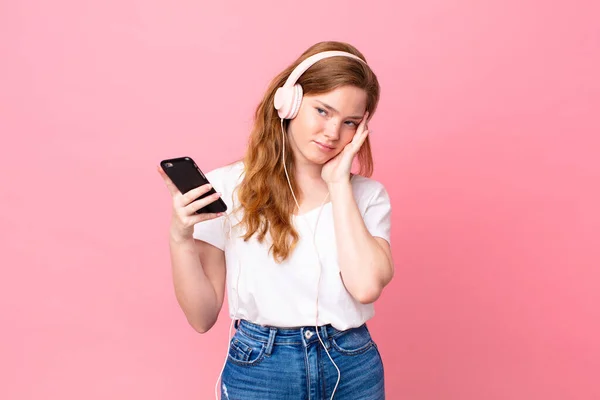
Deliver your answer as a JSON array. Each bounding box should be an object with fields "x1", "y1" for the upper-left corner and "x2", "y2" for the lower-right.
[
  {"x1": 303, "y1": 154, "x2": 327, "y2": 165},
  {"x1": 306, "y1": 151, "x2": 337, "y2": 166}
]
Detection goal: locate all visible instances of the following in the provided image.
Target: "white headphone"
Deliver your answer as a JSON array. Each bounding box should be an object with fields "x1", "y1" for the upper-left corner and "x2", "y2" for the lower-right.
[{"x1": 274, "y1": 50, "x2": 367, "y2": 119}]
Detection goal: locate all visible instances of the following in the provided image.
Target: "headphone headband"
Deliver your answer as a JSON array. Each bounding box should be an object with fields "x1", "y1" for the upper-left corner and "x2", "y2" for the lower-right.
[
  {"x1": 274, "y1": 50, "x2": 368, "y2": 119},
  {"x1": 282, "y1": 50, "x2": 367, "y2": 88}
]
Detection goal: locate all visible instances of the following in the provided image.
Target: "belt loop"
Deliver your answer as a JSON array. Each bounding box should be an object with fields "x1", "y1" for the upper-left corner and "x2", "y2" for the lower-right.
[
  {"x1": 319, "y1": 325, "x2": 331, "y2": 349},
  {"x1": 265, "y1": 327, "x2": 277, "y2": 356},
  {"x1": 234, "y1": 319, "x2": 240, "y2": 329}
]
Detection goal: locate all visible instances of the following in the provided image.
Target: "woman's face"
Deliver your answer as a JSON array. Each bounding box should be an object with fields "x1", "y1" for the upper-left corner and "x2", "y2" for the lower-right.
[{"x1": 286, "y1": 85, "x2": 368, "y2": 166}]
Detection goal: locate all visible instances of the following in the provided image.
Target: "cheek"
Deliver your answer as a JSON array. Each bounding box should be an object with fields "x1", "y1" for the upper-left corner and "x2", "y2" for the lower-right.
[
  {"x1": 340, "y1": 129, "x2": 356, "y2": 145},
  {"x1": 298, "y1": 110, "x2": 324, "y2": 134}
]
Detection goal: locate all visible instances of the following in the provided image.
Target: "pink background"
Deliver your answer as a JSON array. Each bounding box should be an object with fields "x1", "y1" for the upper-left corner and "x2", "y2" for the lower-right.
[{"x1": 1, "y1": 1, "x2": 599, "y2": 399}]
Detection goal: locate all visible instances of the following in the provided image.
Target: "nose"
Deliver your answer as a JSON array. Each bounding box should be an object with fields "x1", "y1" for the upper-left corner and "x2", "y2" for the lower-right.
[{"x1": 324, "y1": 119, "x2": 340, "y2": 140}]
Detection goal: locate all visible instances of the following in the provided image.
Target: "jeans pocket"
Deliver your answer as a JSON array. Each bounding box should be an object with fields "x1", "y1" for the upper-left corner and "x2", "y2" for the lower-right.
[
  {"x1": 227, "y1": 332, "x2": 267, "y2": 366},
  {"x1": 330, "y1": 325, "x2": 375, "y2": 356}
]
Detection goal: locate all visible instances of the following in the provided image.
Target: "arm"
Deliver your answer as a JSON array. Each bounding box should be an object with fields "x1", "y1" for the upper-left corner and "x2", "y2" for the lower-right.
[
  {"x1": 321, "y1": 111, "x2": 393, "y2": 304},
  {"x1": 329, "y1": 182, "x2": 394, "y2": 304},
  {"x1": 169, "y1": 235, "x2": 226, "y2": 333},
  {"x1": 158, "y1": 165, "x2": 227, "y2": 333}
]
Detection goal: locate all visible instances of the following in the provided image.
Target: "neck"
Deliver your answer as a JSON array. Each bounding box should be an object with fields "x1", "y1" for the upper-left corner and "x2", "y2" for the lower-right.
[
  {"x1": 294, "y1": 160, "x2": 324, "y2": 182},
  {"x1": 293, "y1": 161, "x2": 329, "y2": 200}
]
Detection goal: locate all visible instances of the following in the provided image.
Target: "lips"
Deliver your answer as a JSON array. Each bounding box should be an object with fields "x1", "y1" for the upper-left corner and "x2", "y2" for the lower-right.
[{"x1": 313, "y1": 141, "x2": 335, "y2": 151}]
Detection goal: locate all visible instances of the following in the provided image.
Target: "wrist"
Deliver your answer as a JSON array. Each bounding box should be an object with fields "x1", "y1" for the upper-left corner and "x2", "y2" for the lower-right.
[
  {"x1": 169, "y1": 226, "x2": 194, "y2": 245},
  {"x1": 327, "y1": 180, "x2": 352, "y2": 198}
]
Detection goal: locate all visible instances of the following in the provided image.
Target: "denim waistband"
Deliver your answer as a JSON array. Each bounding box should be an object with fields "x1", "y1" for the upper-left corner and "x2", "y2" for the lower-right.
[{"x1": 234, "y1": 319, "x2": 367, "y2": 348}]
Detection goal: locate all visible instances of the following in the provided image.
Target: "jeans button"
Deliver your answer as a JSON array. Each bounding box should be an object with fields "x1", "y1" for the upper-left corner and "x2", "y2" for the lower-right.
[{"x1": 304, "y1": 330, "x2": 313, "y2": 339}]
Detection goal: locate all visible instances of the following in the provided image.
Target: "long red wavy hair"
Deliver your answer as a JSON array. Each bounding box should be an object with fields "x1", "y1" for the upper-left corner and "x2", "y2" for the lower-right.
[{"x1": 235, "y1": 41, "x2": 380, "y2": 263}]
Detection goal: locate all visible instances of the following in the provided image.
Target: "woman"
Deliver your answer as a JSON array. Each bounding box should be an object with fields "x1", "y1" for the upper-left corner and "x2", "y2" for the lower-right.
[{"x1": 158, "y1": 40, "x2": 394, "y2": 399}]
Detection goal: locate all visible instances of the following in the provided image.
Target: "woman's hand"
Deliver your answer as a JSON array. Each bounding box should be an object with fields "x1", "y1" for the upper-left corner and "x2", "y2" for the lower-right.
[
  {"x1": 321, "y1": 111, "x2": 370, "y2": 185},
  {"x1": 157, "y1": 166, "x2": 223, "y2": 242}
]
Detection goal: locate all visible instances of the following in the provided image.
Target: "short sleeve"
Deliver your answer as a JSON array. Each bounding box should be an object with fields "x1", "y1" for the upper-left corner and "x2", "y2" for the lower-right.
[
  {"x1": 193, "y1": 214, "x2": 227, "y2": 250},
  {"x1": 191, "y1": 168, "x2": 229, "y2": 250},
  {"x1": 363, "y1": 184, "x2": 392, "y2": 244}
]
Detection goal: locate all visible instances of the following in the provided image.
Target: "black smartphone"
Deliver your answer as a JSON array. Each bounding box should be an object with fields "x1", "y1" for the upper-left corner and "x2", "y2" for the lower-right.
[{"x1": 160, "y1": 156, "x2": 228, "y2": 214}]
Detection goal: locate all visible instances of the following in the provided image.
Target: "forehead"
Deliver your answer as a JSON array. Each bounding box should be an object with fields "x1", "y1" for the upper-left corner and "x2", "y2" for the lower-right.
[{"x1": 306, "y1": 86, "x2": 367, "y2": 114}]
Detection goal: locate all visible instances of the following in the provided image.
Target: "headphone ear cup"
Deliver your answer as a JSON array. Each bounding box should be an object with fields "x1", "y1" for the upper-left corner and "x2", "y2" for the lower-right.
[
  {"x1": 274, "y1": 84, "x2": 303, "y2": 119},
  {"x1": 288, "y1": 84, "x2": 303, "y2": 119},
  {"x1": 274, "y1": 86, "x2": 293, "y2": 119}
]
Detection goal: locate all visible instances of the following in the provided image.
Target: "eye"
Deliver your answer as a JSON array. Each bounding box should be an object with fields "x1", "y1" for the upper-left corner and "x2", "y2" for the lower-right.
[
  {"x1": 345, "y1": 121, "x2": 358, "y2": 127},
  {"x1": 316, "y1": 107, "x2": 327, "y2": 116}
]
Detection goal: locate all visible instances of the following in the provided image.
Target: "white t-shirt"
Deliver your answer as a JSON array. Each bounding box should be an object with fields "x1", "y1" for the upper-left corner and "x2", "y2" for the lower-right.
[{"x1": 193, "y1": 161, "x2": 392, "y2": 331}]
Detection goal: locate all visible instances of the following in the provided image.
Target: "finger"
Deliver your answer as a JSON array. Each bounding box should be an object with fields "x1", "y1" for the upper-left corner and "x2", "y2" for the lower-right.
[
  {"x1": 190, "y1": 211, "x2": 224, "y2": 225},
  {"x1": 340, "y1": 132, "x2": 366, "y2": 163},
  {"x1": 184, "y1": 191, "x2": 222, "y2": 214},
  {"x1": 351, "y1": 128, "x2": 369, "y2": 148},
  {"x1": 179, "y1": 183, "x2": 213, "y2": 206},
  {"x1": 157, "y1": 166, "x2": 180, "y2": 196},
  {"x1": 359, "y1": 111, "x2": 370, "y2": 131}
]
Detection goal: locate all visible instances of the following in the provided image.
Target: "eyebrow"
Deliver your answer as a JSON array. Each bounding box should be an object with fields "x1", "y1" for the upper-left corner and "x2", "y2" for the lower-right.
[{"x1": 315, "y1": 100, "x2": 364, "y2": 120}]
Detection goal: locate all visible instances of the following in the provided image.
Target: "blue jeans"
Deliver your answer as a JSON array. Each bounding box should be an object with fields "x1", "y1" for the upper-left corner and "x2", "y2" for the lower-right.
[{"x1": 220, "y1": 319, "x2": 385, "y2": 399}]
